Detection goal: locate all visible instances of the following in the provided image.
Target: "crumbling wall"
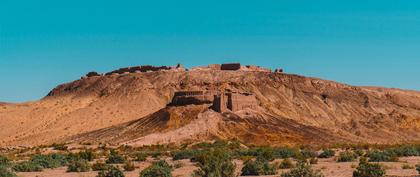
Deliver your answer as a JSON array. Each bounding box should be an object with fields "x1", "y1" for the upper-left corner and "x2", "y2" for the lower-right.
[
  {"x1": 221, "y1": 63, "x2": 242, "y2": 70},
  {"x1": 105, "y1": 64, "x2": 184, "y2": 75},
  {"x1": 171, "y1": 91, "x2": 217, "y2": 106},
  {"x1": 228, "y1": 93, "x2": 258, "y2": 112}
]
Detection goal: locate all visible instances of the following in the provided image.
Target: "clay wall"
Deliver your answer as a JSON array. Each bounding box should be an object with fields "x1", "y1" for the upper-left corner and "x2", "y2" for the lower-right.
[
  {"x1": 221, "y1": 63, "x2": 242, "y2": 70},
  {"x1": 171, "y1": 91, "x2": 217, "y2": 106}
]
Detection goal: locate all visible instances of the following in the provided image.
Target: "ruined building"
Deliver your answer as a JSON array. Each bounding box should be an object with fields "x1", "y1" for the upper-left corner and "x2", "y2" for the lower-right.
[
  {"x1": 170, "y1": 90, "x2": 258, "y2": 113},
  {"x1": 105, "y1": 64, "x2": 184, "y2": 75},
  {"x1": 191, "y1": 63, "x2": 272, "y2": 72}
]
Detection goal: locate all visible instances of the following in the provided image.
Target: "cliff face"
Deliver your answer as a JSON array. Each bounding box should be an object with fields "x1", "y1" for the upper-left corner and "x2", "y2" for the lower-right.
[{"x1": 1, "y1": 70, "x2": 420, "y2": 146}]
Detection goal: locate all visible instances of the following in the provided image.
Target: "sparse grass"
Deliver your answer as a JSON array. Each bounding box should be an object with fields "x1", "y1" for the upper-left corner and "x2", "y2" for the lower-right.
[
  {"x1": 97, "y1": 166, "x2": 125, "y2": 177},
  {"x1": 106, "y1": 150, "x2": 125, "y2": 164},
  {"x1": 193, "y1": 148, "x2": 236, "y2": 177},
  {"x1": 134, "y1": 153, "x2": 147, "y2": 162},
  {"x1": 318, "y1": 149, "x2": 335, "y2": 158},
  {"x1": 279, "y1": 158, "x2": 294, "y2": 169},
  {"x1": 280, "y1": 161, "x2": 324, "y2": 177},
  {"x1": 353, "y1": 158, "x2": 385, "y2": 177},
  {"x1": 67, "y1": 159, "x2": 91, "y2": 172},
  {"x1": 366, "y1": 150, "x2": 398, "y2": 162},
  {"x1": 123, "y1": 161, "x2": 135, "y2": 171},
  {"x1": 0, "y1": 165, "x2": 17, "y2": 177},
  {"x1": 401, "y1": 163, "x2": 414, "y2": 169},
  {"x1": 92, "y1": 162, "x2": 111, "y2": 171},
  {"x1": 140, "y1": 160, "x2": 172, "y2": 177},
  {"x1": 12, "y1": 161, "x2": 43, "y2": 172},
  {"x1": 337, "y1": 151, "x2": 357, "y2": 162},
  {"x1": 241, "y1": 158, "x2": 277, "y2": 176}
]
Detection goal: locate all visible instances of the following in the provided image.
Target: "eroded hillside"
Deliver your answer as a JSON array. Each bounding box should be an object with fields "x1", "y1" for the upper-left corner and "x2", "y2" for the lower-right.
[{"x1": 1, "y1": 69, "x2": 420, "y2": 146}]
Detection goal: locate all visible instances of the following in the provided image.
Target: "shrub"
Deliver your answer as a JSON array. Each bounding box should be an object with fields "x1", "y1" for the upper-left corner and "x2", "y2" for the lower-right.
[
  {"x1": 135, "y1": 153, "x2": 148, "y2": 162},
  {"x1": 300, "y1": 149, "x2": 318, "y2": 159},
  {"x1": 401, "y1": 164, "x2": 414, "y2": 169},
  {"x1": 241, "y1": 158, "x2": 277, "y2": 176},
  {"x1": 67, "y1": 159, "x2": 90, "y2": 172},
  {"x1": 106, "y1": 150, "x2": 125, "y2": 164},
  {"x1": 353, "y1": 159, "x2": 385, "y2": 177},
  {"x1": 92, "y1": 162, "x2": 111, "y2": 171},
  {"x1": 12, "y1": 161, "x2": 43, "y2": 172},
  {"x1": 97, "y1": 166, "x2": 125, "y2": 177},
  {"x1": 309, "y1": 158, "x2": 318, "y2": 164},
  {"x1": 354, "y1": 150, "x2": 364, "y2": 157},
  {"x1": 281, "y1": 161, "x2": 324, "y2": 177},
  {"x1": 123, "y1": 161, "x2": 135, "y2": 171},
  {"x1": 78, "y1": 150, "x2": 96, "y2": 161},
  {"x1": 193, "y1": 148, "x2": 236, "y2": 177},
  {"x1": 0, "y1": 155, "x2": 10, "y2": 166},
  {"x1": 139, "y1": 160, "x2": 172, "y2": 177},
  {"x1": 273, "y1": 148, "x2": 296, "y2": 159},
  {"x1": 51, "y1": 143, "x2": 68, "y2": 151},
  {"x1": 279, "y1": 158, "x2": 294, "y2": 169},
  {"x1": 337, "y1": 151, "x2": 357, "y2": 162},
  {"x1": 318, "y1": 149, "x2": 335, "y2": 158},
  {"x1": 389, "y1": 146, "x2": 419, "y2": 157},
  {"x1": 0, "y1": 165, "x2": 17, "y2": 177},
  {"x1": 367, "y1": 151, "x2": 398, "y2": 162},
  {"x1": 416, "y1": 164, "x2": 420, "y2": 174},
  {"x1": 172, "y1": 150, "x2": 198, "y2": 160},
  {"x1": 31, "y1": 154, "x2": 67, "y2": 168}
]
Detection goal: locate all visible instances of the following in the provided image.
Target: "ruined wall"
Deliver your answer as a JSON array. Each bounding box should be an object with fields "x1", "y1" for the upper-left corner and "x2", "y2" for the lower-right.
[
  {"x1": 245, "y1": 65, "x2": 272, "y2": 72},
  {"x1": 105, "y1": 64, "x2": 184, "y2": 75},
  {"x1": 221, "y1": 63, "x2": 242, "y2": 70},
  {"x1": 171, "y1": 91, "x2": 217, "y2": 106},
  {"x1": 228, "y1": 93, "x2": 258, "y2": 112}
]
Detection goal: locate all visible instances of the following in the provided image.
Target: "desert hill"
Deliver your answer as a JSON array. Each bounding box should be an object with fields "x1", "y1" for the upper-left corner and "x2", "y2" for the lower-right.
[{"x1": 1, "y1": 64, "x2": 420, "y2": 147}]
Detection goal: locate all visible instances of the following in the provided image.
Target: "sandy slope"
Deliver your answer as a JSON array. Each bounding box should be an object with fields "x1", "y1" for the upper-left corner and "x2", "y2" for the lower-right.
[{"x1": 1, "y1": 70, "x2": 420, "y2": 146}]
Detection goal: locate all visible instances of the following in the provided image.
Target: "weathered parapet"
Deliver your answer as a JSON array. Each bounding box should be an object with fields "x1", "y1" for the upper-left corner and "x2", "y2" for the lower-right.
[
  {"x1": 221, "y1": 63, "x2": 242, "y2": 70},
  {"x1": 105, "y1": 64, "x2": 184, "y2": 75},
  {"x1": 244, "y1": 65, "x2": 272, "y2": 72}
]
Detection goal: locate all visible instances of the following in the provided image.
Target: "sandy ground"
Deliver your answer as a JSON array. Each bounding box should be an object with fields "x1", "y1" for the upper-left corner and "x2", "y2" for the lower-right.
[{"x1": 15, "y1": 157, "x2": 420, "y2": 177}]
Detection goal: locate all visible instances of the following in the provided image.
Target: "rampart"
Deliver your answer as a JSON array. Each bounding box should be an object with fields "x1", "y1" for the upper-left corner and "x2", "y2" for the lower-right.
[{"x1": 171, "y1": 90, "x2": 258, "y2": 113}]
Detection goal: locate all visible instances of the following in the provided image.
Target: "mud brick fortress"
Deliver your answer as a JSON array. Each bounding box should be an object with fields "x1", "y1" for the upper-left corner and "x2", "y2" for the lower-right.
[
  {"x1": 170, "y1": 90, "x2": 258, "y2": 113},
  {"x1": 82, "y1": 63, "x2": 283, "y2": 78}
]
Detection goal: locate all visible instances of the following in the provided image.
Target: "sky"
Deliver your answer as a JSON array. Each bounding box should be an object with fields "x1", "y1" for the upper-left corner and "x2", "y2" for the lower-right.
[{"x1": 1, "y1": 0, "x2": 420, "y2": 102}]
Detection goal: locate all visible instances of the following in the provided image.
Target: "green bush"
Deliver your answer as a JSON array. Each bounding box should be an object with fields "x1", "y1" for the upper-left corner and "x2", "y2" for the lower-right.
[
  {"x1": 279, "y1": 158, "x2": 294, "y2": 169},
  {"x1": 51, "y1": 143, "x2": 68, "y2": 151},
  {"x1": 193, "y1": 148, "x2": 236, "y2": 177},
  {"x1": 337, "y1": 151, "x2": 357, "y2": 162},
  {"x1": 354, "y1": 150, "x2": 364, "y2": 157},
  {"x1": 273, "y1": 148, "x2": 296, "y2": 159},
  {"x1": 172, "y1": 150, "x2": 199, "y2": 160},
  {"x1": 106, "y1": 150, "x2": 125, "y2": 164},
  {"x1": 12, "y1": 161, "x2": 43, "y2": 172},
  {"x1": 241, "y1": 158, "x2": 277, "y2": 176},
  {"x1": 135, "y1": 153, "x2": 148, "y2": 162},
  {"x1": 318, "y1": 149, "x2": 335, "y2": 158},
  {"x1": 123, "y1": 161, "x2": 135, "y2": 171},
  {"x1": 0, "y1": 155, "x2": 10, "y2": 166},
  {"x1": 67, "y1": 159, "x2": 91, "y2": 172},
  {"x1": 0, "y1": 165, "x2": 17, "y2": 177},
  {"x1": 31, "y1": 154, "x2": 68, "y2": 168},
  {"x1": 92, "y1": 162, "x2": 111, "y2": 171},
  {"x1": 78, "y1": 150, "x2": 96, "y2": 161},
  {"x1": 139, "y1": 160, "x2": 172, "y2": 177},
  {"x1": 97, "y1": 166, "x2": 125, "y2": 177},
  {"x1": 280, "y1": 161, "x2": 324, "y2": 177},
  {"x1": 388, "y1": 146, "x2": 419, "y2": 157},
  {"x1": 353, "y1": 158, "x2": 385, "y2": 177},
  {"x1": 300, "y1": 149, "x2": 318, "y2": 159},
  {"x1": 367, "y1": 151, "x2": 398, "y2": 162}
]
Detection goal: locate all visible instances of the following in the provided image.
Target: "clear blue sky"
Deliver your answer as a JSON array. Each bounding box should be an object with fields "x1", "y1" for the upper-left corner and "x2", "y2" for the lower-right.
[{"x1": 1, "y1": 0, "x2": 420, "y2": 102}]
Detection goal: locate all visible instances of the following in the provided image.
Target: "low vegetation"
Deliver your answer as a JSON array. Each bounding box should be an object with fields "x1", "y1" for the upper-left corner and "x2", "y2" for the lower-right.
[
  {"x1": 279, "y1": 158, "x2": 294, "y2": 169},
  {"x1": 337, "y1": 151, "x2": 358, "y2": 162},
  {"x1": 193, "y1": 148, "x2": 236, "y2": 177},
  {"x1": 140, "y1": 160, "x2": 172, "y2": 177},
  {"x1": 67, "y1": 159, "x2": 91, "y2": 172},
  {"x1": 416, "y1": 164, "x2": 420, "y2": 174},
  {"x1": 241, "y1": 158, "x2": 277, "y2": 176},
  {"x1": 366, "y1": 151, "x2": 398, "y2": 162},
  {"x1": 106, "y1": 150, "x2": 126, "y2": 164},
  {"x1": 280, "y1": 161, "x2": 324, "y2": 177},
  {"x1": 318, "y1": 149, "x2": 335, "y2": 158},
  {"x1": 353, "y1": 158, "x2": 385, "y2": 177},
  {"x1": 0, "y1": 165, "x2": 17, "y2": 177},
  {"x1": 97, "y1": 166, "x2": 125, "y2": 177},
  {"x1": 12, "y1": 161, "x2": 43, "y2": 172}
]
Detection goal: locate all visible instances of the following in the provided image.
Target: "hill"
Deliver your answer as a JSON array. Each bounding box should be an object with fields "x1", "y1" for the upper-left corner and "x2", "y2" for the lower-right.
[{"x1": 1, "y1": 64, "x2": 420, "y2": 147}]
